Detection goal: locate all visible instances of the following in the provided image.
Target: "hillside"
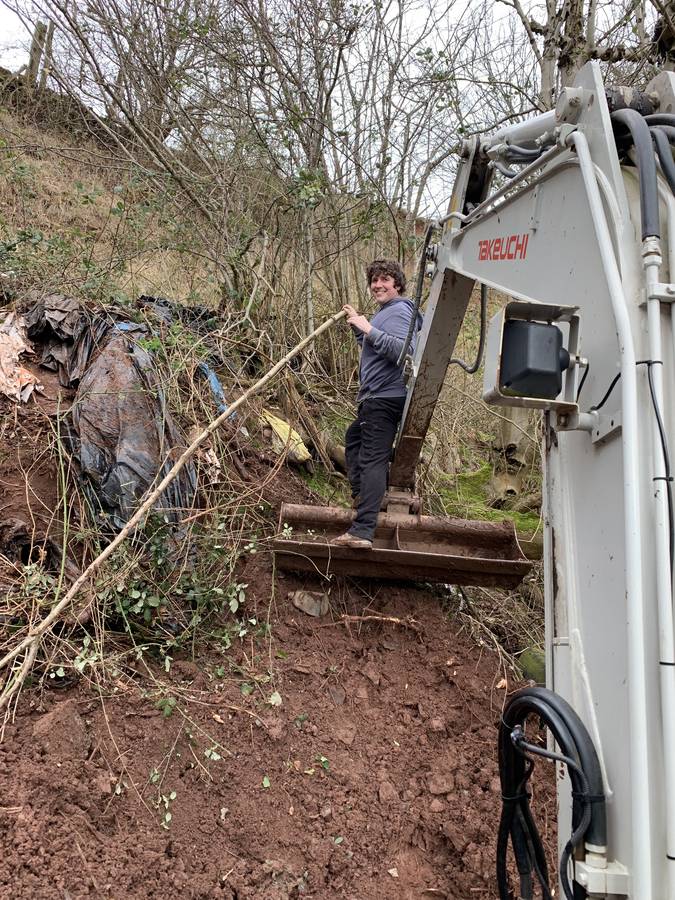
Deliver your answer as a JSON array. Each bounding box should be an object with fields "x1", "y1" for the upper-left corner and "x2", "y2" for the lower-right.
[
  {"x1": 1, "y1": 570, "x2": 551, "y2": 899},
  {"x1": 0, "y1": 104, "x2": 549, "y2": 899}
]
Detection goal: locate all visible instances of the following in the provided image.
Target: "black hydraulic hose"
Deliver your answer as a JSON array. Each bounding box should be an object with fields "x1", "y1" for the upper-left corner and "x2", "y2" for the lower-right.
[
  {"x1": 611, "y1": 108, "x2": 661, "y2": 239},
  {"x1": 508, "y1": 753, "x2": 547, "y2": 900},
  {"x1": 503, "y1": 154, "x2": 541, "y2": 166},
  {"x1": 496, "y1": 687, "x2": 606, "y2": 900},
  {"x1": 449, "y1": 283, "x2": 488, "y2": 373},
  {"x1": 519, "y1": 804, "x2": 552, "y2": 894},
  {"x1": 513, "y1": 731, "x2": 593, "y2": 900},
  {"x1": 508, "y1": 689, "x2": 606, "y2": 845},
  {"x1": 650, "y1": 123, "x2": 675, "y2": 142},
  {"x1": 492, "y1": 160, "x2": 518, "y2": 179},
  {"x1": 396, "y1": 223, "x2": 434, "y2": 368},
  {"x1": 504, "y1": 143, "x2": 543, "y2": 158},
  {"x1": 512, "y1": 807, "x2": 537, "y2": 898},
  {"x1": 503, "y1": 153, "x2": 542, "y2": 165},
  {"x1": 505, "y1": 687, "x2": 606, "y2": 845},
  {"x1": 498, "y1": 700, "x2": 577, "y2": 899},
  {"x1": 497, "y1": 751, "x2": 552, "y2": 900},
  {"x1": 614, "y1": 117, "x2": 675, "y2": 153},
  {"x1": 645, "y1": 114, "x2": 675, "y2": 127},
  {"x1": 650, "y1": 127, "x2": 675, "y2": 195},
  {"x1": 517, "y1": 790, "x2": 552, "y2": 898}
]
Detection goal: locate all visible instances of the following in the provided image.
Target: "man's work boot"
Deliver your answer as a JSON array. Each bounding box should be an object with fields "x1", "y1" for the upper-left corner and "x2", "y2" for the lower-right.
[{"x1": 331, "y1": 532, "x2": 373, "y2": 550}]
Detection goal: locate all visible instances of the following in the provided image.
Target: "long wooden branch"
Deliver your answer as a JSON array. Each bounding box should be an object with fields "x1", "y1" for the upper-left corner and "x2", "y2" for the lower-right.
[{"x1": 0, "y1": 310, "x2": 347, "y2": 710}]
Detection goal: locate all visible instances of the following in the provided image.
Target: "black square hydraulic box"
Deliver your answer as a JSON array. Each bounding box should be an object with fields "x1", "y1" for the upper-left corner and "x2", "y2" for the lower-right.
[{"x1": 499, "y1": 320, "x2": 568, "y2": 400}]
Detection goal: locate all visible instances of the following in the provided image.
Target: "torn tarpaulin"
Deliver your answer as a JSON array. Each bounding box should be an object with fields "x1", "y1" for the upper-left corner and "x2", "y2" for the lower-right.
[
  {"x1": 0, "y1": 311, "x2": 41, "y2": 402},
  {"x1": 24, "y1": 293, "x2": 197, "y2": 530},
  {"x1": 24, "y1": 293, "x2": 111, "y2": 386},
  {"x1": 138, "y1": 295, "x2": 218, "y2": 334},
  {"x1": 67, "y1": 322, "x2": 197, "y2": 530}
]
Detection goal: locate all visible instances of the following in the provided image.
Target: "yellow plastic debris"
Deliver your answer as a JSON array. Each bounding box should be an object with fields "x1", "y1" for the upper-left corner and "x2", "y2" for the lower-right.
[{"x1": 260, "y1": 409, "x2": 311, "y2": 464}]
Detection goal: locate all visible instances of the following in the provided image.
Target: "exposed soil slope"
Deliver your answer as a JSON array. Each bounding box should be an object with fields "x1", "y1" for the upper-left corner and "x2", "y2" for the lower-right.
[{"x1": 0, "y1": 556, "x2": 554, "y2": 900}]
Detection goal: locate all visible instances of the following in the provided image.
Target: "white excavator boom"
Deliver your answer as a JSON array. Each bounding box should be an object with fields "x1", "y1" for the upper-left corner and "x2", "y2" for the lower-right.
[{"x1": 402, "y1": 60, "x2": 675, "y2": 900}]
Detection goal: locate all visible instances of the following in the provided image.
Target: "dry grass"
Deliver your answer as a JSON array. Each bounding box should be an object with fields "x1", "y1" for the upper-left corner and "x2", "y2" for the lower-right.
[{"x1": 0, "y1": 111, "x2": 220, "y2": 304}]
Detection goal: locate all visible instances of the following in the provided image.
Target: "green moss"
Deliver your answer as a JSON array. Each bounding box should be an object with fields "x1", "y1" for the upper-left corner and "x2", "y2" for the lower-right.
[
  {"x1": 436, "y1": 463, "x2": 541, "y2": 540},
  {"x1": 519, "y1": 646, "x2": 546, "y2": 684},
  {"x1": 301, "y1": 468, "x2": 351, "y2": 507}
]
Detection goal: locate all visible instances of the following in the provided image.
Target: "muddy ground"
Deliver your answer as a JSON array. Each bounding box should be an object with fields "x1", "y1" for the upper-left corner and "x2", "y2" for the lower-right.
[
  {"x1": 1, "y1": 582, "x2": 557, "y2": 900},
  {"x1": 0, "y1": 369, "x2": 554, "y2": 900}
]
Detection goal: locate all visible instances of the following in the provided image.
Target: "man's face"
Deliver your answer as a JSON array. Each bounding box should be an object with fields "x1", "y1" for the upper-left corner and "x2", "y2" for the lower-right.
[{"x1": 370, "y1": 274, "x2": 400, "y2": 305}]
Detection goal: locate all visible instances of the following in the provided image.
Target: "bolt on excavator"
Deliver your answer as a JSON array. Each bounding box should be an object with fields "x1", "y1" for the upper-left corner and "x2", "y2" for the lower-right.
[{"x1": 275, "y1": 60, "x2": 675, "y2": 898}]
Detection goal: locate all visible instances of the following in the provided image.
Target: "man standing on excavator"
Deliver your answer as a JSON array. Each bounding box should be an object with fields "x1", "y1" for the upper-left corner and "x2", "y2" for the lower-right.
[{"x1": 332, "y1": 259, "x2": 422, "y2": 550}]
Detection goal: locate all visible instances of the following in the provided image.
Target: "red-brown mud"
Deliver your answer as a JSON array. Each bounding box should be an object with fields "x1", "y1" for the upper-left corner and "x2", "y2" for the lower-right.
[
  {"x1": 0, "y1": 563, "x2": 555, "y2": 899},
  {"x1": 0, "y1": 366, "x2": 73, "y2": 587}
]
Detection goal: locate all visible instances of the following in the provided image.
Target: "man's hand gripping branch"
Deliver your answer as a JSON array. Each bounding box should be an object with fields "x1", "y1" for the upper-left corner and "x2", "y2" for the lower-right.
[{"x1": 343, "y1": 304, "x2": 372, "y2": 336}]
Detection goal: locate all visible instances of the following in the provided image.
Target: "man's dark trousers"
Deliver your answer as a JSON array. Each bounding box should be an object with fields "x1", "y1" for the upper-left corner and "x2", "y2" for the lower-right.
[{"x1": 344, "y1": 396, "x2": 406, "y2": 541}]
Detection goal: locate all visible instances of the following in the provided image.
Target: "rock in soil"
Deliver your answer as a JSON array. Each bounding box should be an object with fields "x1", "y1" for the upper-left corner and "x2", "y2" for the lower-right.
[
  {"x1": 289, "y1": 589, "x2": 330, "y2": 617},
  {"x1": 32, "y1": 699, "x2": 90, "y2": 761},
  {"x1": 427, "y1": 773, "x2": 456, "y2": 796},
  {"x1": 378, "y1": 780, "x2": 400, "y2": 804}
]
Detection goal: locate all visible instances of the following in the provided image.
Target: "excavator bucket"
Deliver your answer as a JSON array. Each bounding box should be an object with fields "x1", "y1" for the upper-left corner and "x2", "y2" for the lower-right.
[{"x1": 273, "y1": 503, "x2": 531, "y2": 587}]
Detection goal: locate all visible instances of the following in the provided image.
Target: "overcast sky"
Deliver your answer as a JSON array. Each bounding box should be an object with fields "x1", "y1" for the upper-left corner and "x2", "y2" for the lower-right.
[{"x1": 0, "y1": 4, "x2": 30, "y2": 69}]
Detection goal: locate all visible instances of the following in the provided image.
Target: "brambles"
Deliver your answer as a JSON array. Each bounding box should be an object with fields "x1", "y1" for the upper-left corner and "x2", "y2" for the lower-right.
[
  {"x1": 156, "y1": 697, "x2": 177, "y2": 718},
  {"x1": 315, "y1": 754, "x2": 330, "y2": 771},
  {"x1": 204, "y1": 747, "x2": 221, "y2": 761}
]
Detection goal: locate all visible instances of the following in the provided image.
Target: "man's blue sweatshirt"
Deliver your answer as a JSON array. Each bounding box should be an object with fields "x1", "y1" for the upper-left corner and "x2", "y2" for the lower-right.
[{"x1": 356, "y1": 297, "x2": 423, "y2": 403}]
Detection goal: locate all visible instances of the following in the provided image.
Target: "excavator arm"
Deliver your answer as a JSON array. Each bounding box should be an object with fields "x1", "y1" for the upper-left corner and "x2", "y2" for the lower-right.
[{"x1": 389, "y1": 136, "x2": 491, "y2": 496}]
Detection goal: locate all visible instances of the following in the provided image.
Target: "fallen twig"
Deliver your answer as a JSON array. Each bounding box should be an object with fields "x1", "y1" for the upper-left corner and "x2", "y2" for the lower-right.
[{"x1": 334, "y1": 613, "x2": 421, "y2": 634}]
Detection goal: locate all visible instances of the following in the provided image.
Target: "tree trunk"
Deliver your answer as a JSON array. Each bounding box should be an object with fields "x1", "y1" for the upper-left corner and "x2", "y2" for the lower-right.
[
  {"x1": 559, "y1": 0, "x2": 587, "y2": 87},
  {"x1": 304, "y1": 208, "x2": 315, "y2": 336},
  {"x1": 27, "y1": 21, "x2": 48, "y2": 90},
  {"x1": 38, "y1": 21, "x2": 55, "y2": 91}
]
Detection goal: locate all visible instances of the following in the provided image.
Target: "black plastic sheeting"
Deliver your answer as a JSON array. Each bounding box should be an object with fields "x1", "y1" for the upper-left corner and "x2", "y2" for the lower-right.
[
  {"x1": 26, "y1": 295, "x2": 196, "y2": 530},
  {"x1": 138, "y1": 295, "x2": 218, "y2": 335},
  {"x1": 25, "y1": 293, "x2": 110, "y2": 386}
]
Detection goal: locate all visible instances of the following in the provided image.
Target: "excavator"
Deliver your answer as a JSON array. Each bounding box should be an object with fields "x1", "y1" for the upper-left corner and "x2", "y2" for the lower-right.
[{"x1": 274, "y1": 61, "x2": 675, "y2": 898}]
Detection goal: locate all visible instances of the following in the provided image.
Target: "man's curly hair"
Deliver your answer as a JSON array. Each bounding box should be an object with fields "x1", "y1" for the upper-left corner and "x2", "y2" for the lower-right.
[{"x1": 366, "y1": 259, "x2": 407, "y2": 295}]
